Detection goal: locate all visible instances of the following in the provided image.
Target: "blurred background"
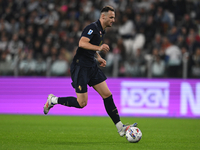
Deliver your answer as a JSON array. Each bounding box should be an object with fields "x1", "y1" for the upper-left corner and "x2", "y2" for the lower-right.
[
  {"x1": 1, "y1": 2, "x2": 199, "y2": 148},
  {"x1": 0, "y1": 0, "x2": 200, "y2": 79}
]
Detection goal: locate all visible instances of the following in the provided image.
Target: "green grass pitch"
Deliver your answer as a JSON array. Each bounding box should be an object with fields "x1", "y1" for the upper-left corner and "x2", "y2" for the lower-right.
[{"x1": 0, "y1": 115, "x2": 199, "y2": 150}]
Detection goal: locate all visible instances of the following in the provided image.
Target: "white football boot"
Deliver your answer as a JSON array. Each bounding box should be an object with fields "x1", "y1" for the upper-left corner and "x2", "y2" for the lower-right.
[
  {"x1": 118, "y1": 123, "x2": 138, "y2": 137},
  {"x1": 43, "y1": 94, "x2": 55, "y2": 115}
]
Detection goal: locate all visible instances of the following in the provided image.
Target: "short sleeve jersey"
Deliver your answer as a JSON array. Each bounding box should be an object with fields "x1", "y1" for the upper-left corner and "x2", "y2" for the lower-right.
[{"x1": 72, "y1": 20, "x2": 105, "y2": 67}]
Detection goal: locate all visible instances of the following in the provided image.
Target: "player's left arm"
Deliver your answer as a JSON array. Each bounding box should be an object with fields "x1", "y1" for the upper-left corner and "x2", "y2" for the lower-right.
[{"x1": 96, "y1": 52, "x2": 106, "y2": 67}]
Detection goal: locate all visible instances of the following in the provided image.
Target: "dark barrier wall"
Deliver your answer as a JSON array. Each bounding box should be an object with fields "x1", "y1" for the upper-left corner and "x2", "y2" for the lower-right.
[{"x1": 0, "y1": 78, "x2": 199, "y2": 118}]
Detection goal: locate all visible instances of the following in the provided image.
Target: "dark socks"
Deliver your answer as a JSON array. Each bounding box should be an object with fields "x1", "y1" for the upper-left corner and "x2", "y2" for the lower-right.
[
  {"x1": 58, "y1": 97, "x2": 81, "y2": 108},
  {"x1": 103, "y1": 95, "x2": 120, "y2": 124}
]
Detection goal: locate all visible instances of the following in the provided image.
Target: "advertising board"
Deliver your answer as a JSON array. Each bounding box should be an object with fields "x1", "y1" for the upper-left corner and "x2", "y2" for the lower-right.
[{"x1": 0, "y1": 78, "x2": 199, "y2": 118}]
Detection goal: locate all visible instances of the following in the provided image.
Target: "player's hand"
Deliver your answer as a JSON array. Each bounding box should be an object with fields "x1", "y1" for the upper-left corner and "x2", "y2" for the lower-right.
[
  {"x1": 99, "y1": 44, "x2": 110, "y2": 53},
  {"x1": 97, "y1": 58, "x2": 106, "y2": 67}
]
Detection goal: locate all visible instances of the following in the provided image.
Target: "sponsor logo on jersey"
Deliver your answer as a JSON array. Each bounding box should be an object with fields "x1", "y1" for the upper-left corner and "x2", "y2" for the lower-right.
[{"x1": 88, "y1": 29, "x2": 93, "y2": 35}]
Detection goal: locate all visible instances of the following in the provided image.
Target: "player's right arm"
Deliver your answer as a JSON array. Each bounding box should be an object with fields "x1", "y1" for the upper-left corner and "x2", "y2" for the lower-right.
[{"x1": 79, "y1": 37, "x2": 110, "y2": 52}]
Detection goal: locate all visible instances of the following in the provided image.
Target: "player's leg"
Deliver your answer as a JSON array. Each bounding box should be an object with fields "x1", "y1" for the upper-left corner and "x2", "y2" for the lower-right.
[
  {"x1": 57, "y1": 92, "x2": 88, "y2": 108},
  {"x1": 93, "y1": 81, "x2": 137, "y2": 136},
  {"x1": 43, "y1": 92, "x2": 88, "y2": 115},
  {"x1": 75, "y1": 92, "x2": 88, "y2": 108},
  {"x1": 44, "y1": 63, "x2": 88, "y2": 114},
  {"x1": 93, "y1": 81, "x2": 120, "y2": 124},
  {"x1": 93, "y1": 81, "x2": 122, "y2": 129}
]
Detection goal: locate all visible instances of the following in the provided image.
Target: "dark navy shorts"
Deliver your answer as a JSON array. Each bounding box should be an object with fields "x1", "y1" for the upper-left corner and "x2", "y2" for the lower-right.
[{"x1": 70, "y1": 63, "x2": 107, "y2": 93}]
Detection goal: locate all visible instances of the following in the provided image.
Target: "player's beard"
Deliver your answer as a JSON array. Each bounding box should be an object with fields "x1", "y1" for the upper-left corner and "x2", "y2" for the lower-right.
[{"x1": 107, "y1": 22, "x2": 113, "y2": 27}]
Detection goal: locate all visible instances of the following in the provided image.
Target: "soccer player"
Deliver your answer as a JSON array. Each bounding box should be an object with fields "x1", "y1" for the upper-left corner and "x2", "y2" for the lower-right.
[{"x1": 43, "y1": 5, "x2": 137, "y2": 137}]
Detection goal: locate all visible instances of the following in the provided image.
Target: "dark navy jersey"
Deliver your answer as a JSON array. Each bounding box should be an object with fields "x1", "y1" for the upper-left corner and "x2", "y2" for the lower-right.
[{"x1": 72, "y1": 20, "x2": 105, "y2": 67}]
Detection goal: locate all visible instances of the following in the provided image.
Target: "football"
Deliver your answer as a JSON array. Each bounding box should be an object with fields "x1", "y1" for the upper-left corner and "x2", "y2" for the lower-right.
[{"x1": 126, "y1": 127, "x2": 142, "y2": 143}]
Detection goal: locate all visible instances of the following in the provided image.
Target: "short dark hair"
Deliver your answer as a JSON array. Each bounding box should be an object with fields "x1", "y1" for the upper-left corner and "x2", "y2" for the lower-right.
[{"x1": 101, "y1": 5, "x2": 114, "y2": 13}]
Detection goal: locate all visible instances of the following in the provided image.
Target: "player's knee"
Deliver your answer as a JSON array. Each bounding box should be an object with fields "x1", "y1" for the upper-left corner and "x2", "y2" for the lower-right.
[
  {"x1": 78, "y1": 101, "x2": 87, "y2": 108},
  {"x1": 103, "y1": 92, "x2": 112, "y2": 99},
  {"x1": 76, "y1": 92, "x2": 88, "y2": 108}
]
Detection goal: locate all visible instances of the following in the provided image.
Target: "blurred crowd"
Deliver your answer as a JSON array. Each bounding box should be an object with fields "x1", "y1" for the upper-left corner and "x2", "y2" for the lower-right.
[{"x1": 0, "y1": 0, "x2": 200, "y2": 78}]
